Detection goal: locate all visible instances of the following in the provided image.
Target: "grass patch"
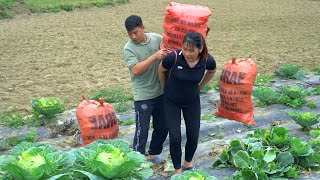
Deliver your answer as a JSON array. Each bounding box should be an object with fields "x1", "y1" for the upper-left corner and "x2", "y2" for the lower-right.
[
  {"x1": 0, "y1": 0, "x2": 130, "y2": 18},
  {"x1": 23, "y1": 0, "x2": 130, "y2": 13},
  {"x1": 0, "y1": 0, "x2": 15, "y2": 18}
]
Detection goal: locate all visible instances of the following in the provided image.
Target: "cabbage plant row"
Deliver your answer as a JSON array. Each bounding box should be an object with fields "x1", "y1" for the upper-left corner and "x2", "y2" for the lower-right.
[
  {"x1": 0, "y1": 139, "x2": 153, "y2": 180},
  {"x1": 213, "y1": 127, "x2": 320, "y2": 179}
]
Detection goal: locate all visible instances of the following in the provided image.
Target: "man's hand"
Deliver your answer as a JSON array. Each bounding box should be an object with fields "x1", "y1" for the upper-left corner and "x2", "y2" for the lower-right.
[{"x1": 153, "y1": 49, "x2": 167, "y2": 61}]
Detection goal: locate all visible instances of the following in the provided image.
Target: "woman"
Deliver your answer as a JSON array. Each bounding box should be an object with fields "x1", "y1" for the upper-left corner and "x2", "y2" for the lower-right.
[{"x1": 158, "y1": 31, "x2": 217, "y2": 174}]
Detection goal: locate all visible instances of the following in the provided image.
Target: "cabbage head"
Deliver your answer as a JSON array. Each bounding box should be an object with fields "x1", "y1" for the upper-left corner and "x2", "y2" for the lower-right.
[
  {"x1": 96, "y1": 146, "x2": 125, "y2": 166},
  {"x1": 0, "y1": 142, "x2": 75, "y2": 180},
  {"x1": 72, "y1": 139, "x2": 153, "y2": 179},
  {"x1": 17, "y1": 152, "x2": 46, "y2": 172},
  {"x1": 171, "y1": 170, "x2": 218, "y2": 180}
]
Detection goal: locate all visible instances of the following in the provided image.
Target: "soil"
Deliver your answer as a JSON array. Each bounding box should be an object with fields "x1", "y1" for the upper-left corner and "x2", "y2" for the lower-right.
[{"x1": 1, "y1": 0, "x2": 319, "y2": 114}]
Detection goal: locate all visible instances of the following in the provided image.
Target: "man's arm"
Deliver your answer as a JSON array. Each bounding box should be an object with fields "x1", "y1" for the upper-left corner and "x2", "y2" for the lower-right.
[{"x1": 130, "y1": 49, "x2": 167, "y2": 76}]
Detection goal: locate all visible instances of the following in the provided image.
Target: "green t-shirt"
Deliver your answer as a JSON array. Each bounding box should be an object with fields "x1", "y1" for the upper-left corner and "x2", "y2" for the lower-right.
[{"x1": 123, "y1": 33, "x2": 163, "y2": 101}]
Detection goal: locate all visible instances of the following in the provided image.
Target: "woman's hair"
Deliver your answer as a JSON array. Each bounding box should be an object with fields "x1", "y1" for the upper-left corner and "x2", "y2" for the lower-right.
[{"x1": 183, "y1": 31, "x2": 208, "y2": 60}]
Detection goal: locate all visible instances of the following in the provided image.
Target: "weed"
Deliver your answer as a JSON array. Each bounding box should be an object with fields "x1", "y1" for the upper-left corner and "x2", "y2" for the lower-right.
[
  {"x1": 307, "y1": 102, "x2": 317, "y2": 109},
  {"x1": 114, "y1": 101, "x2": 133, "y2": 113},
  {"x1": 0, "y1": 128, "x2": 37, "y2": 151},
  {"x1": 200, "y1": 81, "x2": 219, "y2": 94},
  {"x1": 119, "y1": 118, "x2": 135, "y2": 126},
  {"x1": 208, "y1": 133, "x2": 224, "y2": 139},
  {"x1": 0, "y1": 113, "x2": 25, "y2": 128},
  {"x1": 61, "y1": 4, "x2": 73, "y2": 11},
  {"x1": 308, "y1": 86, "x2": 320, "y2": 96},
  {"x1": 254, "y1": 73, "x2": 275, "y2": 86},
  {"x1": 311, "y1": 67, "x2": 320, "y2": 75},
  {"x1": 90, "y1": 86, "x2": 134, "y2": 112},
  {"x1": 201, "y1": 114, "x2": 217, "y2": 121}
]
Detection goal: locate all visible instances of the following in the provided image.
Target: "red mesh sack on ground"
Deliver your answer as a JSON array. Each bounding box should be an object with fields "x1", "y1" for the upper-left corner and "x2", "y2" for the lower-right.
[
  {"x1": 161, "y1": 2, "x2": 211, "y2": 51},
  {"x1": 76, "y1": 96, "x2": 119, "y2": 146},
  {"x1": 214, "y1": 56, "x2": 258, "y2": 125}
]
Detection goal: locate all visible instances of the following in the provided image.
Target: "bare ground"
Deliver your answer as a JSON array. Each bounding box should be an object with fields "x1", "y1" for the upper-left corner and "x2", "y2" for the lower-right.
[{"x1": 1, "y1": 0, "x2": 320, "y2": 114}]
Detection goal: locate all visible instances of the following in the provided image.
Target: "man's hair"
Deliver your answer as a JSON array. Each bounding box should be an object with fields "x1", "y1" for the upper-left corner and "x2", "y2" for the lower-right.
[{"x1": 125, "y1": 15, "x2": 143, "y2": 32}]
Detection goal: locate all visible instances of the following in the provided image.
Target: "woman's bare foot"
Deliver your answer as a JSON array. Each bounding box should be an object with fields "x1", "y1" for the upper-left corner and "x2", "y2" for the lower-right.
[
  {"x1": 183, "y1": 161, "x2": 193, "y2": 169},
  {"x1": 174, "y1": 168, "x2": 182, "y2": 174},
  {"x1": 147, "y1": 154, "x2": 156, "y2": 160}
]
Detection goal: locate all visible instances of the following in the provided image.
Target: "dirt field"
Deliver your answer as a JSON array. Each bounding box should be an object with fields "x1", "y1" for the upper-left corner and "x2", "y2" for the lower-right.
[{"x1": 1, "y1": 0, "x2": 320, "y2": 114}]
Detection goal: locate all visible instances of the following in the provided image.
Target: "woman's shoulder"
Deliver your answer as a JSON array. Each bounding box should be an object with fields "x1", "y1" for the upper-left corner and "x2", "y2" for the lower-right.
[
  {"x1": 207, "y1": 53, "x2": 215, "y2": 61},
  {"x1": 205, "y1": 53, "x2": 217, "y2": 70},
  {"x1": 166, "y1": 50, "x2": 182, "y2": 59}
]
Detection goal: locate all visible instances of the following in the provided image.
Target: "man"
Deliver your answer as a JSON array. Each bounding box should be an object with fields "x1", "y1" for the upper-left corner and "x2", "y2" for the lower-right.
[{"x1": 123, "y1": 15, "x2": 168, "y2": 163}]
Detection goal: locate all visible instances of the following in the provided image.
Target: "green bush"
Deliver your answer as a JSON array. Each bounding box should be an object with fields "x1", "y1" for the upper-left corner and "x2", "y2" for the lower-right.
[{"x1": 274, "y1": 64, "x2": 307, "y2": 80}]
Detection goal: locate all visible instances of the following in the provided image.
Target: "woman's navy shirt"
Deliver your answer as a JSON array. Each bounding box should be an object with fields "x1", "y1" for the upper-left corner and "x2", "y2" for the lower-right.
[{"x1": 162, "y1": 50, "x2": 216, "y2": 104}]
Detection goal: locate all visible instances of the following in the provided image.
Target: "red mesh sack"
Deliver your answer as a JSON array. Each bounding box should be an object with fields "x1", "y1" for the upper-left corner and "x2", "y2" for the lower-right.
[
  {"x1": 162, "y1": 2, "x2": 211, "y2": 51},
  {"x1": 214, "y1": 56, "x2": 258, "y2": 125},
  {"x1": 76, "y1": 96, "x2": 119, "y2": 146}
]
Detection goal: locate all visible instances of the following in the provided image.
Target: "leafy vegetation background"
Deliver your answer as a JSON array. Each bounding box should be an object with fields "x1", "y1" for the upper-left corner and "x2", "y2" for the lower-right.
[{"x1": 0, "y1": 0, "x2": 320, "y2": 115}]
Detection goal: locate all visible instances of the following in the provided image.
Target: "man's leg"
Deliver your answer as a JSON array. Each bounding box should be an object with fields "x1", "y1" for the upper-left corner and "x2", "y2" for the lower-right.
[
  {"x1": 148, "y1": 95, "x2": 168, "y2": 155},
  {"x1": 133, "y1": 100, "x2": 153, "y2": 154}
]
